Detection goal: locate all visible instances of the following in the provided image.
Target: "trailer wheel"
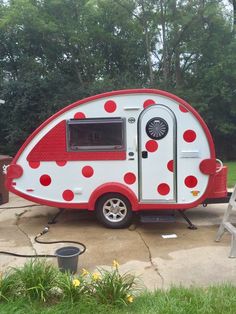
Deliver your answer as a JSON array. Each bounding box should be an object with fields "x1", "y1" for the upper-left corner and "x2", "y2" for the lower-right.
[{"x1": 96, "y1": 193, "x2": 133, "y2": 229}]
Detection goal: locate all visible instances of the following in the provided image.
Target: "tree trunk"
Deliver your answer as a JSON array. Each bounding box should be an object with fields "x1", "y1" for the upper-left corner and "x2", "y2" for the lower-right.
[
  {"x1": 160, "y1": 0, "x2": 169, "y2": 89},
  {"x1": 171, "y1": 0, "x2": 182, "y2": 88},
  {"x1": 145, "y1": 27, "x2": 154, "y2": 87},
  {"x1": 232, "y1": 0, "x2": 236, "y2": 36},
  {"x1": 174, "y1": 48, "x2": 182, "y2": 88},
  {"x1": 140, "y1": 0, "x2": 154, "y2": 87}
]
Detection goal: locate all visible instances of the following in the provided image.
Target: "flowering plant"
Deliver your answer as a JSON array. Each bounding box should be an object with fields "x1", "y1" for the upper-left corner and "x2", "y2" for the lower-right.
[
  {"x1": 0, "y1": 260, "x2": 138, "y2": 306},
  {"x1": 88, "y1": 260, "x2": 136, "y2": 305}
]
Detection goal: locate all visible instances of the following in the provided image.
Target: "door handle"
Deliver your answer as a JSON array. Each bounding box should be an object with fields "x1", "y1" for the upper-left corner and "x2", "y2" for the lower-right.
[{"x1": 142, "y1": 151, "x2": 148, "y2": 158}]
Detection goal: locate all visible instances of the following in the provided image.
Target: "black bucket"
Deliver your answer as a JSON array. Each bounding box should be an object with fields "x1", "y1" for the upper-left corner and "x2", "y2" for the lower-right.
[{"x1": 55, "y1": 246, "x2": 81, "y2": 273}]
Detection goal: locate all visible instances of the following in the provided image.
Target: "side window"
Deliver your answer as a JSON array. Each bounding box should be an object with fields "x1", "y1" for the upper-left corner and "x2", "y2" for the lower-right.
[{"x1": 67, "y1": 118, "x2": 126, "y2": 151}]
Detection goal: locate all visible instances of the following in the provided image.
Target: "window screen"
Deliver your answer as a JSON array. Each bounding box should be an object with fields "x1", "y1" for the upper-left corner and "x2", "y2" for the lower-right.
[{"x1": 67, "y1": 118, "x2": 125, "y2": 151}]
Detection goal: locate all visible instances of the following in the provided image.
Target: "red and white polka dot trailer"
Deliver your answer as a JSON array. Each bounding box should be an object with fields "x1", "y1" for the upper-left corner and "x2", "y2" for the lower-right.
[{"x1": 5, "y1": 89, "x2": 228, "y2": 228}]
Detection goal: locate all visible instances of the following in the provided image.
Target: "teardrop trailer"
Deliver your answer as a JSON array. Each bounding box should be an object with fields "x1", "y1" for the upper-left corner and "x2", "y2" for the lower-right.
[{"x1": 5, "y1": 89, "x2": 229, "y2": 228}]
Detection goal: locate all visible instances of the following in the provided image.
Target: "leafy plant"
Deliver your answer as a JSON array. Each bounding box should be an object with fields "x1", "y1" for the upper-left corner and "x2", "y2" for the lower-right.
[
  {"x1": 12, "y1": 259, "x2": 59, "y2": 302},
  {"x1": 88, "y1": 261, "x2": 137, "y2": 305},
  {"x1": 0, "y1": 259, "x2": 139, "y2": 306},
  {"x1": 56, "y1": 271, "x2": 89, "y2": 302},
  {"x1": 0, "y1": 271, "x2": 17, "y2": 302}
]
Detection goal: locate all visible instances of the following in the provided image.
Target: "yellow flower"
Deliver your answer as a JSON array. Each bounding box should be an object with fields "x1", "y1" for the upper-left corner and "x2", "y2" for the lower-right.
[
  {"x1": 127, "y1": 294, "x2": 134, "y2": 303},
  {"x1": 81, "y1": 268, "x2": 89, "y2": 276},
  {"x1": 112, "y1": 260, "x2": 119, "y2": 268},
  {"x1": 92, "y1": 272, "x2": 101, "y2": 281},
  {"x1": 72, "y1": 279, "x2": 80, "y2": 287}
]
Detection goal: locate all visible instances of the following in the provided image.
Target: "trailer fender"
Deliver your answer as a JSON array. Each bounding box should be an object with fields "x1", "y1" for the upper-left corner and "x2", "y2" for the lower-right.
[{"x1": 88, "y1": 183, "x2": 139, "y2": 211}]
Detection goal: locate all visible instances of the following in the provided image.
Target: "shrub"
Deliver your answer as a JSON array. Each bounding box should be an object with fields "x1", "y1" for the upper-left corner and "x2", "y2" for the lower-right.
[
  {"x1": 13, "y1": 259, "x2": 59, "y2": 302},
  {"x1": 0, "y1": 271, "x2": 17, "y2": 302},
  {"x1": 57, "y1": 271, "x2": 89, "y2": 302},
  {"x1": 87, "y1": 260, "x2": 137, "y2": 305},
  {"x1": 0, "y1": 259, "x2": 138, "y2": 306}
]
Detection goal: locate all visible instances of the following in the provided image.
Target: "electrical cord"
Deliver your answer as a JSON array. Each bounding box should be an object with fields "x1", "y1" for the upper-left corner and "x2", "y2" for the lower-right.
[{"x1": 0, "y1": 226, "x2": 86, "y2": 258}]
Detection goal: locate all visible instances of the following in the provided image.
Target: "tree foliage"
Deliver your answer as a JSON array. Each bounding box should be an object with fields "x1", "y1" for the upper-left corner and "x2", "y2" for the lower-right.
[{"x1": 0, "y1": 0, "x2": 235, "y2": 159}]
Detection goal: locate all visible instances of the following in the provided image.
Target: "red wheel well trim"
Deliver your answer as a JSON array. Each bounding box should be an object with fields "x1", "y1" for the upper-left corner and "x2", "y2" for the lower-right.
[
  {"x1": 88, "y1": 182, "x2": 139, "y2": 211},
  {"x1": 12, "y1": 88, "x2": 215, "y2": 164}
]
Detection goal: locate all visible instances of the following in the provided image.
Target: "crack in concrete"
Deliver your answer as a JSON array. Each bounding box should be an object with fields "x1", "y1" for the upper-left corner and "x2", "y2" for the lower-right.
[
  {"x1": 1, "y1": 204, "x2": 40, "y2": 210},
  {"x1": 0, "y1": 204, "x2": 40, "y2": 215},
  {"x1": 136, "y1": 228, "x2": 164, "y2": 289},
  {"x1": 0, "y1": 204, "x2": 39, "y2": 216},
  {"x1": 15, "y1": 210, "x2": 38, "y2": 256}
]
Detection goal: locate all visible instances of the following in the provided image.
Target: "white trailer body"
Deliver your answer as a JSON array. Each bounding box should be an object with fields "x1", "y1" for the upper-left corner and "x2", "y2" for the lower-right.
[{"x1": 6, "y1": 89, "x2": 227, "y2": 227}]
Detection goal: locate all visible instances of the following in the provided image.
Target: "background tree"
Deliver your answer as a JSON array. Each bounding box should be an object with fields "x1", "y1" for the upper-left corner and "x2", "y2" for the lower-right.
[{"x1": 0, "y1": 0, "x2": 235, "y2": 159}]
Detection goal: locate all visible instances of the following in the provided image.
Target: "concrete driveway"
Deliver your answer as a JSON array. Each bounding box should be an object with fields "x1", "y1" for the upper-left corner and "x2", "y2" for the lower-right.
[{"x1": 0, "y1": 193, "x2": 235, "y2": 290}]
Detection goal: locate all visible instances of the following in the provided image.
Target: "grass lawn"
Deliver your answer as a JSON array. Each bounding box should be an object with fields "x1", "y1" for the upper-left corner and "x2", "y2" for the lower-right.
[
  {"x1": 1, "y1": 285, "x2": 236, "y2": 314},
  {"x1": 224, "y1": 161, "x2": 236, "y2": 188}
]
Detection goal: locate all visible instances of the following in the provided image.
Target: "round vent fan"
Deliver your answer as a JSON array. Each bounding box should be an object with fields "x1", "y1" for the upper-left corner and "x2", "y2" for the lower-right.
[{"x1": 146, "y1": 117, "x2": 169, "y2": 140}]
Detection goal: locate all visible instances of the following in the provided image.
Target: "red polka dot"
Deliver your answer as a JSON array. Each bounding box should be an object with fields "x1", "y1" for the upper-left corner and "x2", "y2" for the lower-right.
[
  {"x1": 167, "y1": 160, "x2": 174, "y2": 172},
  {"x1": 179, "y1": 105, "x2": 188, "y2": 113},
  {"x1": 183, "y1": 130, "x2": 196, "y2": 143},
  {"x1": 82, "y1": 166, "x2": 94, "y2": 178},
  {"x1": 56, "y1": 161, "x2": 67, "y2": 167},
  {"x1": 29, "y1": 161, "x2": 40, "y2": 169},
  {"x1": 62, "y1": 190, "x2": 74, "y2": 201},
  {"x1": 184, "y1": 176, "x2": 198, "y2": 188},
  {"x1": 157, "y1": 183, "x2": 170, "y2": 195},
  {"x1": 145, "y1": 140, "x2": 158, "y2": 152},
  {"x1": 143, "y1": 99, "x2": 156, "y2": 108},
  {"x1": 124, "y1": 172, "x2": 136, "y2": 185},
  {"x1": 74, "y1": 112, "x2": 86, "y2": 119},
  {"x1": 104, "y1": 100, "x2": 117, "y2": 113},
  {"x1": 40, "y1": 174, "x2": 51, "y2": 186}
]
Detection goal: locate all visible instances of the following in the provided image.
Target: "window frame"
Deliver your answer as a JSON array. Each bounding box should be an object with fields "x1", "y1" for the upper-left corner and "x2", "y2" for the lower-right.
[{"x1": 66, "y1": 117, "x2": 126, "y2": 152}]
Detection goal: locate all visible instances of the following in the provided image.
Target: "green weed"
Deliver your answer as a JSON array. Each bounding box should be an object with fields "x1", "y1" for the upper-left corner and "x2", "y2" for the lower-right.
[
  {"x1": 12, "y1": 259, "x2": 59, "y2": 302},
  {"x1": 0, "y1": 271, "x2": 17, "y2": 302}
]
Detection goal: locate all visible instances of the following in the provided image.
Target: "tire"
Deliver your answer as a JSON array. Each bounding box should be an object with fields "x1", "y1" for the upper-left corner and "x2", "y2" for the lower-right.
[{"x1": 96, "y1": 193, "x2": 133, "y2": 229}]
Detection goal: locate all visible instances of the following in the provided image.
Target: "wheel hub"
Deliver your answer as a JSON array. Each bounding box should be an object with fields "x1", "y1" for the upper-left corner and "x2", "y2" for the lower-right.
[
  {"x1": 111, "y1": 205, "x2": 119, "y2": 214},
  {"x1": 103, "y1": 198, "x2": 127, "y2": 222}
]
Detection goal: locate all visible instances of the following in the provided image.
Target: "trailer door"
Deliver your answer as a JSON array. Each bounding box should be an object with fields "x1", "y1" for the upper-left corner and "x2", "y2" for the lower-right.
[{"x1": 139, "y1": 105, "x2": 177, "y2": 203}]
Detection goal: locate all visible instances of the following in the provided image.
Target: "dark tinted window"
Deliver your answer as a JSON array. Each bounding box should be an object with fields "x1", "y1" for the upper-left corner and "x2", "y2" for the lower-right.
[{"x1": 67, "y1": 118, "x2": 125, "y2": 151}]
